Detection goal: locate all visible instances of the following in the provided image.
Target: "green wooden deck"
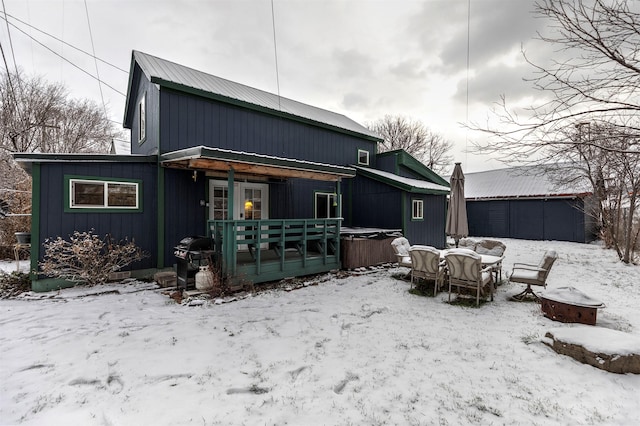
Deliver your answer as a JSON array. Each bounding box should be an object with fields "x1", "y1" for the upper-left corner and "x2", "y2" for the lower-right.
[{"x1": 208, "y1": 219, "x2": 341, "y2": 286}]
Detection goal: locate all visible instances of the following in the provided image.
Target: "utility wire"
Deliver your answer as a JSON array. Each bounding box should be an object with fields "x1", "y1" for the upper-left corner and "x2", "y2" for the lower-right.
[
  {"x1": 0, "y1": 15, "x2": 126, "y2": 96},
  {"x1": 1, "y1": 0, "x2": 24, "y2": 123},
  {"x1": 1, "y1": 11, "x2": 128, "y2": 73},
  {"x1": 83, "y1": 0, "x2": 108, "y2": 121},
  {"x1": 0, "y1": 41, "x2": 24, "y2": 138},
  {"x1": 465, "y1": 0, "x2": 471, "y2": 169},
  {"x1": 1, "y1": 0, "x2": 20, "y2": 83},
  {"x1": 271, "y1": 0, "x2": 281, "y2": 111}
]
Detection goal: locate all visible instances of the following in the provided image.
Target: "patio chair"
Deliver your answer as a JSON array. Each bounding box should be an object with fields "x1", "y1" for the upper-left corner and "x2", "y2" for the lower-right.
[
  {"x1": 509, "y1": 250, "x2": 558, "y2": 301},
  {"x1": 445, "y1": 248, "x2": 494, "y2": 306},
  {"x1": 475, "y1": 239, "x2": 507, "y2": 281},
  {"x1": 391, "y1": 237, "x2": 412, "y2": 268},
  {"x1": 408, "y1": 245, "x2": 445, "y2": 293}
]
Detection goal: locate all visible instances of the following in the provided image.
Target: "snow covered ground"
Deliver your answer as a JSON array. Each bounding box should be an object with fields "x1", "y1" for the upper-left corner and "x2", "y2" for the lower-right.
[{"x1": 1, "y1": 238, "x2": 639, "y2": 425}]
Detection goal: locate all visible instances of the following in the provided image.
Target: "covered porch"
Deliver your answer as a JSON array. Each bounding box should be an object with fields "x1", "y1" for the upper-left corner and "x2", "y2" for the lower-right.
[{"x1": 160, "y1": 146, "x2": 355, "y2": 286}]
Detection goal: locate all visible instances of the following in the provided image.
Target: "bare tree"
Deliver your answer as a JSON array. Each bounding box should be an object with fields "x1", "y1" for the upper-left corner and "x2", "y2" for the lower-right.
[
  {"x1": 1, "y1": 69, "x2": 119, "y2": 154},
  {"x1": 368, "y1": 114, "x2": 453, "y2": 174},
  {"x1": 471, "y1": 0, "x2": 640, "y2": 263}
]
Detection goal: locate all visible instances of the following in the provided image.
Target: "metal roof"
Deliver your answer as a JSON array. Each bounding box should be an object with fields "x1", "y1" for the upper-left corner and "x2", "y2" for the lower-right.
[
  {"x1": 355, "y1": 166, "x2": 450, "y2": 194},
  {"x1": 464, "y1": 166, "x2": 592, "y2": 200},
  {"x1": 126, "y1": 51, "x2": 381, "y2": 141}
]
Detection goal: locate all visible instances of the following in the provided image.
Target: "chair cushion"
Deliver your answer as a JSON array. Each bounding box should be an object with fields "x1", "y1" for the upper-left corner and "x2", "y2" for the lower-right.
[
  {"x1": 391, "y1": 237, "x2": 411, "y2": 256},
  {"x1": 475, "y1": 239, "x2": 506, "y2": 256},
  {"x1": 510, "y1": 269, "x2": 544, "y2": 285}
]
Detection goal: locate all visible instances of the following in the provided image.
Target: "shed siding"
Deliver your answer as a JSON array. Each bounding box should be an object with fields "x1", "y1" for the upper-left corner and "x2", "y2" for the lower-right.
[
  {"x1": 467, "y1": 198, "x2": 590, "y2": 243},
  {"x1": 37, "y1": 162, "x2": 157, "y2": 270},
  {"x1": 159, "y1": 89, "x2": 376, "y2": 165}
]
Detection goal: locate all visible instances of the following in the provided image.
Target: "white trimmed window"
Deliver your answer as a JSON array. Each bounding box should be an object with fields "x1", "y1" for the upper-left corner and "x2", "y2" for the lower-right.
[
  {"x1": 357, "y1": 149, "x2": 369, "y2": 166},
  {"x1": 70, "y1": 179, "x2": 140, "y2": 210},
  {"x1": 315, "y1": 192, "x2": 341, "y2": 219},
  {"x1": 412, "y1": 199, "x2": 424, "y2": 220},
  {"x1": 138, "y1": 94, "x2": 146, "y2": 142}
]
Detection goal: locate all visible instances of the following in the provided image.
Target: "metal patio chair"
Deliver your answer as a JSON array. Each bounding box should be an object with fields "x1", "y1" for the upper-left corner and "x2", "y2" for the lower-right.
[{"x1": 509, "y1": 250, "x2": 558, "y2": 301}]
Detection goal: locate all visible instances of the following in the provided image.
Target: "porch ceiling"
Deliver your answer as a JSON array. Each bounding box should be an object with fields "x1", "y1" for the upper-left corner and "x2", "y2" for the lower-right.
[{"x1": 160, "y1": 146, "x2": 355, "y2": 182}]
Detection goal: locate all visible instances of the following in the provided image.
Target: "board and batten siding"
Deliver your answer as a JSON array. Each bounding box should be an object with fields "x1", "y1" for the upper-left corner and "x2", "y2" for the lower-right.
[
  {"x1": 404, "y1": 193, "x2": 447, "y2": 249},
  {"x1": 36, "y1": 161, "x2": 157, "y2": 270},
  {"x1": 129, "y1": 64, "x2": 160, "y2": 156},
  {"x1": 467, "y1": 198, "x2": 594, "y2": 243},
  {"x1": 162, "y1": 168, "x2": 210, "y2": 267},
  {"x1": 158, "y1": 89, "x2": 376, "y2": 166}
]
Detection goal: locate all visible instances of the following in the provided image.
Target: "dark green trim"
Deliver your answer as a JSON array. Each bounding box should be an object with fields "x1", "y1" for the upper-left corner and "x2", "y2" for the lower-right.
[
  {"x1": 31, "y1": 277, "x2": 76, "y2": 292},
  {"x1": 157, "y1": 167, "x2": 165, "y2": 268},
  {"x1": 227, "y1": 168, "x2": 235, "y2": 219},
  {"x1": 401, "y1": 192, "x2": 407, "y2": 236},
  {"x1": 355, "y1": 167, "x2": 449, "y2": 195},
  {"x1": 12, "y1": 153, "x2": 157, "y2": 174},
  {"x1": 154, "y1": 79, "x2": 382, "y2": 143},
  {"x1": 63, "y1": 175, "x2": 143, "y2": 213},
  {"x1": 30, "y1": 163, "x2": 41, "y2": 282},
  {"x1": 378, "y1": 150, "x2": 450, "y2": 187}
]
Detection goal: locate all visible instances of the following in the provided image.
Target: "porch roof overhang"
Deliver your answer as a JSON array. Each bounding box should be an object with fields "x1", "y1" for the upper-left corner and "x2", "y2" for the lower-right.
[{"x1": 160, "y1": 146, "x2": 356, "y2": 181}]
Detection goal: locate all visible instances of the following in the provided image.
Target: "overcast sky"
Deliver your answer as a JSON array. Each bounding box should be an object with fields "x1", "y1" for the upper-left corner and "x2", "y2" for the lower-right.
[{"x1": 1, "y1": 0, "x2": 553, "y2": 173}]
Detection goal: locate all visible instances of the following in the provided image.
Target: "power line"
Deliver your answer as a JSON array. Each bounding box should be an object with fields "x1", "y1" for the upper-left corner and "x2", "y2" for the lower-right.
[
  {"x1": 1, "y1": 11, "x2": 128, "y2": 73},
  {"x1": 271, "y1": 0, "x2": 281, "y2": 111},
  {"x1": 1, "y1": 0, "x2": 24, "y2": 123},
  {"x1": 0, "y1": 14, "x2": 126, "y2": 97},
  {"x1": 1, "y1": 0, "x2": 20, "y2": 82},
  {"x1": 83, "y1": 0, "x2": 108, "y2": 121}
]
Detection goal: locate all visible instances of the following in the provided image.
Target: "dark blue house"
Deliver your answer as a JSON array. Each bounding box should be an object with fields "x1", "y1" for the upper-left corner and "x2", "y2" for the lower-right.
[{"x1": 15, "y1": 51, "x2": 450, "y2": 291}]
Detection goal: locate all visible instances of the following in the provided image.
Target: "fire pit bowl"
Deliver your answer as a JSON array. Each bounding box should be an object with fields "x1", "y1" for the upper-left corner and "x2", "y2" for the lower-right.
[{"x1": 540, "y1": 286, "x2": 605, "y2": 326}]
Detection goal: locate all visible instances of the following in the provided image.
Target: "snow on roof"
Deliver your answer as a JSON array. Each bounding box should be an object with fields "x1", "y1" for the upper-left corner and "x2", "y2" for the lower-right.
[
  {"x1": 355, "y1": 166, "x2": 450, "y2": 193},
  {"x1": 128, "y1": 51, "x2": 381, "y2": 141},
  {"x1": 465, "y1": 165, "x2": 592, "y2": 200}
]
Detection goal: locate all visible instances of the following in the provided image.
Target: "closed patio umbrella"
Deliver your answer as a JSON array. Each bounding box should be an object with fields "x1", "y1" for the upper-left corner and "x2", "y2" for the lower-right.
[{"x1": 446, "y1": 162, "x2": 468, "y2": 247}]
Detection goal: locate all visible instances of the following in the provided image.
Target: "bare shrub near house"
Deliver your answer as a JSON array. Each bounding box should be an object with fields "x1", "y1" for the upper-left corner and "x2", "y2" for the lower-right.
[
  {"x1": 0, "y1": 151, "x2": 31, "y2": 259},
  {"x1": 40, "y1": 230, "x2": 147, "y2": 286}
]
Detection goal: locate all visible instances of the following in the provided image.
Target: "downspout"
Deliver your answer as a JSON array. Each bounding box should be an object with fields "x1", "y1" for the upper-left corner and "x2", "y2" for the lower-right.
[
  {"x1": 30, "y1": 163, "x2": 41, "y2": 282},
  {"x1": 157, "y1": 166, "x2": 165, "y2": 268}
]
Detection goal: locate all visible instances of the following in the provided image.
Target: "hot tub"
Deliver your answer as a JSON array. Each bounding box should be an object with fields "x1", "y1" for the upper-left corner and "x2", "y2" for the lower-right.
[{"x1": 340, "y1": 227, "x2": 402, "y2": 269}]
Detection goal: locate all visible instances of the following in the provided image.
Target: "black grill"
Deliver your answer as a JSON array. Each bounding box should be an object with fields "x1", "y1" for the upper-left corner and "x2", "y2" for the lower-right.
[{"x1": 174, "y1": 236, "x2": 214, "y2": 290}]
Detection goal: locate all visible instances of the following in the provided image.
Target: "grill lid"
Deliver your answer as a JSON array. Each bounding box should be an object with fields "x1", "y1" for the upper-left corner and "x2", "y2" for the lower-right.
[{"x1": 176, "y1": 236, "x2": 212, "y2": 251}]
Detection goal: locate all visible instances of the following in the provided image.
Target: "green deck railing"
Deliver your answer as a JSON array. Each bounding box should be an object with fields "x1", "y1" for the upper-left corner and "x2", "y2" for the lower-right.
[{"x1": 208, "y1": 219, "x2": 341, "y2": 285}]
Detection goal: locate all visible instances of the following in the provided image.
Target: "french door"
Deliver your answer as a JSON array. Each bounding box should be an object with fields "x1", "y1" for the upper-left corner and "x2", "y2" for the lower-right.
[{"x1": 209, "y1": 180, "x2": 269, "y2": 251}]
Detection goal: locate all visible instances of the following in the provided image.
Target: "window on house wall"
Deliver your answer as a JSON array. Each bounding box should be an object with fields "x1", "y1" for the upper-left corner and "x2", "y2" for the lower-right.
[
  {"x1": 138, "y1": 94, "x2": 146, "y2": 143},
  {"x1": 211, "y1": 186, "x2": 228, "y2": 220},
  {"x1": 67, "y1": 177, "x2": 142, "y2": 211},
  {"x1": 412, "y1": 199, "x2": 424, "y2": 220},
  {"x1": 315, "y1": 192, "x2": 341, "y2": 219},
  {"x1": 358, "y1": 149, "x2": 369, "y2": 166}
]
